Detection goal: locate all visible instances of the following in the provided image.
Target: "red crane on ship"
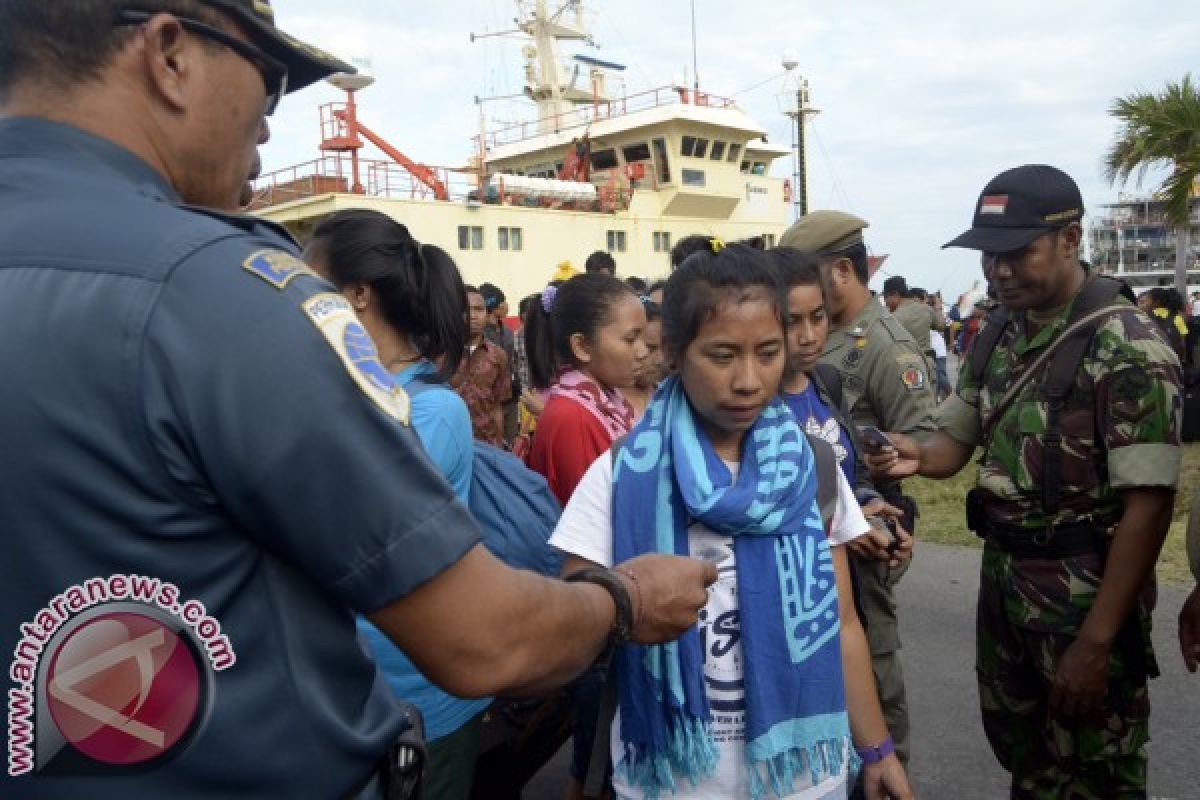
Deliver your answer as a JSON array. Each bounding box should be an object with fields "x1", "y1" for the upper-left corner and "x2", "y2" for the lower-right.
[{"x1": 322, "y1": 73, "x2": 450, "y2": 201}]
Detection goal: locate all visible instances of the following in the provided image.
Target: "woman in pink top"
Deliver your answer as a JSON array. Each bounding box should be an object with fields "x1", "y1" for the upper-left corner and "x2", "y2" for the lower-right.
[{"x1": 525, "y1": 273, "x2": 648, "y2": 506}]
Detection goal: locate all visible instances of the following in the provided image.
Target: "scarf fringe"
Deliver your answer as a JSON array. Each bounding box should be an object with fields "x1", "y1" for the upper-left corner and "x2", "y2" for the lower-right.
[
  {"x1": 620, "y1": 713, "x2": 718, "y2": 800},
  {"x1": 745, "y1": 737, "x2": 849, "y2": 800}
]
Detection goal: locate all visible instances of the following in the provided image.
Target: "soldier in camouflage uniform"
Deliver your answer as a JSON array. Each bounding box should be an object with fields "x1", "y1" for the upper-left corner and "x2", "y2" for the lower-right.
[
  {"x1": 779, "y1": 211, "x2": 937, "y2": 770},
  {"x1": 867, "y1": 165, "x2": 1181, "y2": 799}
]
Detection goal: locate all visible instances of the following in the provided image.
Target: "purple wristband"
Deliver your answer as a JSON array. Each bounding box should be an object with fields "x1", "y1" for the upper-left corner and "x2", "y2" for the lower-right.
[{"x1": 854, "y1": 734, "x2": 895, "y2": 764}]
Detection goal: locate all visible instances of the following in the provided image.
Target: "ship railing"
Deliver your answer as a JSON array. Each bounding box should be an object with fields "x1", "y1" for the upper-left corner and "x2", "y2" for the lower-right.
[
  {"x1": 478, "y1": 85, "x2": 738, "y2": 150},
  {"x1": 249, "y1": 153, "x2": 479, "y2": 207}
]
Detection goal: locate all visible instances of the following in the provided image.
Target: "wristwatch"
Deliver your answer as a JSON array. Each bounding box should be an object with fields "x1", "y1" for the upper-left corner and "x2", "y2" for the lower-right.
[
  {"x1": 854, "y1": 734, "x2": 895, "y2": 764},
  {"x1": 565, "y1": 568, "x2": 634, "y2": 651}
]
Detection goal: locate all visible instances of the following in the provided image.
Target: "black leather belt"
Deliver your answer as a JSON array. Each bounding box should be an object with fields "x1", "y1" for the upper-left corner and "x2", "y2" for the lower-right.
[{"x1": 980, "y1": 520, "x2": 1113, "y2": 559}]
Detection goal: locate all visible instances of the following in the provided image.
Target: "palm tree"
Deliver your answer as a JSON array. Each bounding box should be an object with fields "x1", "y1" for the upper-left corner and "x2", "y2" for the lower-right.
[{"x1": 1104, "y1": 74, "x2": 1200, "y2": 297}]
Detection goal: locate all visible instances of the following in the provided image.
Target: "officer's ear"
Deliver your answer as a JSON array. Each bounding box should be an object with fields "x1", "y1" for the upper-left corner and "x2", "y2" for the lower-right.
[
  {"x1": 828, "y1": 256, "x2": 855, "y2": 287},
  {"x1": 137, "y1": 13, "x2": 193, "y2": 114}
]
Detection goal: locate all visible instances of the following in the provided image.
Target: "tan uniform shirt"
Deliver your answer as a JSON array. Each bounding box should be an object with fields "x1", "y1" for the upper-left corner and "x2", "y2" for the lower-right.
[
  {"x1": 819, "y1": 298, "x2": 937, "y2": 437},
  {"x1": 892, "y1": 301, "x2": 936, "y2": 355}
]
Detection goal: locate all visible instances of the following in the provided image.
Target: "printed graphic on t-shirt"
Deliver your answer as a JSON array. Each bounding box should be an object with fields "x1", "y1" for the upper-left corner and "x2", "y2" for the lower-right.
[
  {"x1": 691, "y1": 532, "x2": 744, "y2": 743},
  {"x1": 801, "y1": 415, "x2": 848, "y2": 464}
]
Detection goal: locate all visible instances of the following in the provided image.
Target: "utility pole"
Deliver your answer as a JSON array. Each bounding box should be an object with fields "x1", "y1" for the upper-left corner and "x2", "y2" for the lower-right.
[{"x1": 780, "y1": 54, "x2": 819, "y2": 219}]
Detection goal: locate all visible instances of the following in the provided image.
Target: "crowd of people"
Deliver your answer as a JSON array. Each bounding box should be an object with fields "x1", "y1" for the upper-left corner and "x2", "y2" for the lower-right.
[{"x1": 1, "y1": 4, "x2": 1198, "y2": 800}]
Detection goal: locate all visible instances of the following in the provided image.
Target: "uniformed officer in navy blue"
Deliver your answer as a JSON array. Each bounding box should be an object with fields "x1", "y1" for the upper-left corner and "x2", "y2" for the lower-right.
[{"x1": 0, "y1": 3, "x2": 714, "y2": 797}]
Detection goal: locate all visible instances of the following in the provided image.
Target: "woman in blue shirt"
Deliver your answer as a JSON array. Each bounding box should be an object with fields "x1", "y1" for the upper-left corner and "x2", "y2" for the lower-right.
[{"x1": 306, "y1": 209, "x2": 484, "y2": 800}]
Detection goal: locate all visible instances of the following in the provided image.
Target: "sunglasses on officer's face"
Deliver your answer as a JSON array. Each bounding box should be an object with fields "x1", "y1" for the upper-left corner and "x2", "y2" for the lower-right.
[{"x1": 115, "y1": 10, "x2": 288, "y2": 117}]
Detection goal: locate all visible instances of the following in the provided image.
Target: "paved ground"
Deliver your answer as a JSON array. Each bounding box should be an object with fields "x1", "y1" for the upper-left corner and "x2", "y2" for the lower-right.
[{"x1": 525, "y1": 541, "x2": 1199, "y2": 799}]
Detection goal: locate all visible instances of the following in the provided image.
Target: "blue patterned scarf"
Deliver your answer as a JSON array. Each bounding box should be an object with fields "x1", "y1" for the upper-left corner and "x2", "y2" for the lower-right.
[{"x1": 612, "y1": 376, "x2": 850, "y2": 799}]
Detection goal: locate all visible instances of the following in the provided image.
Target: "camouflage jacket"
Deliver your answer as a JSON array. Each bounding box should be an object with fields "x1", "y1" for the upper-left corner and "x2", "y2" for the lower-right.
[{"x1": 939, "y1": 288, "x2": 1182, "y2": 531}]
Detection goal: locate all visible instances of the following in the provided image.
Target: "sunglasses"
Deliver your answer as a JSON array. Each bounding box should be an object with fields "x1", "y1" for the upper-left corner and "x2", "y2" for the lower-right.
[{"x1": 116, "y1": 10, "x2": 288, "y2": 116}]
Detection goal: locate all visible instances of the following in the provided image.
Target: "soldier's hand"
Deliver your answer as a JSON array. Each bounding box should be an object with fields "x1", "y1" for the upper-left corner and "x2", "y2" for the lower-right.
[
  {"x1": 1179, "y1": 585, "x2": 1200, "y2": 673},
  {"x1": 614, "y1": 554, "x2": 716, "y2": 645},
  {"x1": 1050, "y1": 634, "x2": 1112, "y2": 717},
  {"x1": 863, "y1": 433, "x2": 920, "y2": 480},
  {"x1": 862, "y1": 753, "x2": 914, "y2": 800}
]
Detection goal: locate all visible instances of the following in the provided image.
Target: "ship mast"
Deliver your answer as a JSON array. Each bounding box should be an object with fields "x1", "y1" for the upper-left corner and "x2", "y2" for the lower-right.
[{"x1": 474, "y1": 2, "x2": 608, "y2": 136}]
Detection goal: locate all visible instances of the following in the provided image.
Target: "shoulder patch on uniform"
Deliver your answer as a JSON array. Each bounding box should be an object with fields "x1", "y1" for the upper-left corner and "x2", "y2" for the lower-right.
[
  {"x1": 901, "y1": 365, "x2": 926, "y2": 391},
  {"x1": 243, "y1": 249, "x2": 316, "y2": 289},
  {"x1": 843, "y1": 347, "x2": 864, "y2": 369},
  {"x1": 302, "y1": 293, "x2": 411, "y2": 424}
]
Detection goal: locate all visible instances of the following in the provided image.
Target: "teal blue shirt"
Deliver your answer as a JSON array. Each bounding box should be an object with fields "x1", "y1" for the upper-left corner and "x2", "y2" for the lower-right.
[{"x1": 358, "y1": 360, "x2": 488, "y2": 740}]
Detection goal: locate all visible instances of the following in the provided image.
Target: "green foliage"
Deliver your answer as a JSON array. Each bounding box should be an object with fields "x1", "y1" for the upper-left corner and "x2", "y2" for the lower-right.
[
  {"x1": 1104, "y1": 73, "x2": 1200, "y2": 227},
  {"x1": 910, "y1": 445, "x2": 1199, "y2": 586}
]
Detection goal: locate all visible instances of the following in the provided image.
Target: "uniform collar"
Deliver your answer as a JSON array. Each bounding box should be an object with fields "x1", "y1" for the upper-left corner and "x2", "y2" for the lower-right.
[
  {"x1": 0, "y1": 116, "x2": 180, "y2": 204},
  {"x1": 841, "y1": 297, "x2": 884, "y2": 337}
]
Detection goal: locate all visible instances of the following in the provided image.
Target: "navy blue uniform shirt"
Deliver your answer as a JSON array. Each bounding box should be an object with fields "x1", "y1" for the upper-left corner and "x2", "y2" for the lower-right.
[{"x1": 0, "y1": 118, "x2": 481, "y2": 797}]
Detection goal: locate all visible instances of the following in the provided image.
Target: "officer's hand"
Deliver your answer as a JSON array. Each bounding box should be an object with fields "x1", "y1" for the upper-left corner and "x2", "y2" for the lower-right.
[
  {"x1": 1050, "y1": 634, "x2": 1112, "y2": 717},
  {"x1": 1179, "y1": 585, "x2": 1200, "y2": 673},
  {"x1": 860, "y1": 497, "x2": 903, "y2": 520},
  {"x1": 862, "y1": 753, "x2": 914, "y2": 800},
  {"x1": 614, "y1": 554, "x2": 717, "y2": 645},
  {"x1": 863, "y1": 433, "x2": 920, "y2": 480},
  {"x1": 847, "y1": 524, "x2": 896, "y2": 563}
]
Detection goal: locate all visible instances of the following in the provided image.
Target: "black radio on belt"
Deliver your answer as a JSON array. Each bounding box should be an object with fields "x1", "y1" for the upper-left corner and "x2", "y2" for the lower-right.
[{"x1": 965, "y1": 488, "x2": 987, "y2": 537}]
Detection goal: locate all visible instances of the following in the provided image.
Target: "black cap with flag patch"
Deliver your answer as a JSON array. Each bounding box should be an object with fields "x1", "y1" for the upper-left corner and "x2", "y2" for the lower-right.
[
  {"x1": 943, "y1": 164, "x2": 1084, "y2": 252},
  {"x1": 196, "y1": 0, "x2": 353, "y2": 92}
]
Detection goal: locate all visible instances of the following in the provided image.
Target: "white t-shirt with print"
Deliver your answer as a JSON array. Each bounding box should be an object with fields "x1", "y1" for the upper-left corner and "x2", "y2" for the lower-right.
[{"x1": 550, "y1": 454, "x2": 869, "y2": 800}]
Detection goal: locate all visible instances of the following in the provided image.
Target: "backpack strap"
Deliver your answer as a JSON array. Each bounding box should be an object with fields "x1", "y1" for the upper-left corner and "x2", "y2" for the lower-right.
[
  {"x1": 811, "y1": 362, "x2": 843, "y2": 411},
  {"x1": 1039, "y1": 276, "x2": 1130, "y2": 518},
  {"x1": 804, "y1": 433, "x2": 840, "y2": 532}
]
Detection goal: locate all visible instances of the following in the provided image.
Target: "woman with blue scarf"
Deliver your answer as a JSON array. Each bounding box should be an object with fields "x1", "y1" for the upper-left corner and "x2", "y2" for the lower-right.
[{"x1": 550, "y1": 244, "x2": 912, "y2": 799}]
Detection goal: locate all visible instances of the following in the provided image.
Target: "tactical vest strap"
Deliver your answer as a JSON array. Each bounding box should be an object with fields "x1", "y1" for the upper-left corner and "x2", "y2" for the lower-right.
[
  {"x1": 1037, "y1": 276, "x2": 1132, "y2": 516},
  {"x1": 967, "y1": 307, "x2": 1011, "y2": 385}
]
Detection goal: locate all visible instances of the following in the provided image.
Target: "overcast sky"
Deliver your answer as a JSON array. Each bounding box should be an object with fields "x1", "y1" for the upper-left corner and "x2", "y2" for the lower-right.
[{"x1": 260, "y1": 0, "x2": 1197, "y2": 301}]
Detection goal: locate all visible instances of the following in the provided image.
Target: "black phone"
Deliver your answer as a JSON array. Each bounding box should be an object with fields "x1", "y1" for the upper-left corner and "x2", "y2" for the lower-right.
[
  {"x1": 858, "y1": 425, "x2": 894, "y2": 450},
  {"x1": 884, "y1": 517, "x2": 901, "y2": 553}
]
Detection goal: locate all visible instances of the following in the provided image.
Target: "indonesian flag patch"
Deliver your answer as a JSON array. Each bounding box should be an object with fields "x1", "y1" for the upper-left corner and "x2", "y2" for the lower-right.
[{"x1": 979, "y1": 194, "x2": 1008, "y2": 215}]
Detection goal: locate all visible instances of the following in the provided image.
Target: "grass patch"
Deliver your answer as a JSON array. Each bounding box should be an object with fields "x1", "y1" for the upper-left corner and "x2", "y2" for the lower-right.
[{"x1": 909, "y1": 444, "x2": 1199, "y2": 586}]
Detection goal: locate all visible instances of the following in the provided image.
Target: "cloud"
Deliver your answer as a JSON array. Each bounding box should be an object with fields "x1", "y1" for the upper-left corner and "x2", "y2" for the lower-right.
[{"x1": 262, "y1": 0, "x2": 1198, "y2": 295}]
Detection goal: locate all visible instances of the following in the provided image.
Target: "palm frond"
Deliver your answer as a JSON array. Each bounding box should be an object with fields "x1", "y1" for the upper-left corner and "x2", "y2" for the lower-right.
[{"x1": 1104, "y1": 74, "x2": 1200, "y2": 226}]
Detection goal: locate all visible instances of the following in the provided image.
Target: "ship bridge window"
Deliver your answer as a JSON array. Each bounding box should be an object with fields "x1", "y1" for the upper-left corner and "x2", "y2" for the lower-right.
[
  {"x1": 710, "y1": 141, "x2": 726, "y2": 161},
  {"x1": 681, "y1": 136, "x2": 711, "y2": 158},
  {"x1": 623, "y1": 142, "x2": 651, "y2": 163},
  {"x1": 606, "y1": 230, "x2": 627, "y2": 253},
  {"x1": 652, "y1": 138, "x2": 671, "y2": 184},
  {"x1": 726, "y1": 143, "x2": 741, "y2": 163},
  {"x1": 498, "y1": 227, "x2": 523, "y2": 251},
  {"x1": 653, "y1": 231, "x2": 672, "y2": 252},
  {"x1": 681, "y1": 168, "x2": 706, "y2": 187},
  {"x1": 591, "y1": 148, "x2": 619, "y2": 171}
]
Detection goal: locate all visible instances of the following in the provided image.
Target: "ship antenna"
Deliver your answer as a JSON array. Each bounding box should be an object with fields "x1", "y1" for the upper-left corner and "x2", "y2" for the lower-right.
[{"x1": 689, "y1": 0, "x2": 699, "y2": 93}]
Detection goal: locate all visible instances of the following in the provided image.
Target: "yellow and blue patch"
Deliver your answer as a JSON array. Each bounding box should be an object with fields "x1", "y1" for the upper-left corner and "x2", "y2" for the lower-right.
[
  {"x1": 243, "y1": 249, "x2": 316, "y2": 289},
  {"x1": 302, "y1": 293, "x2": 410, "y2": 424}
]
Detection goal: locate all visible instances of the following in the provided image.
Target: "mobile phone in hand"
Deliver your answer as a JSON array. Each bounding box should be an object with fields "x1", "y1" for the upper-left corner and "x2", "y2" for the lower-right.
[{"x1": 858, "y1": 425, "x2": 894, "y2": 450}]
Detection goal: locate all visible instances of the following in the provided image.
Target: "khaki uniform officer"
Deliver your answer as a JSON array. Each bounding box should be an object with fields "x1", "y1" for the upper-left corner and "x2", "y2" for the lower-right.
[{"x1": 779, "y1": 211, "x2": 936, "y2": 769}]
